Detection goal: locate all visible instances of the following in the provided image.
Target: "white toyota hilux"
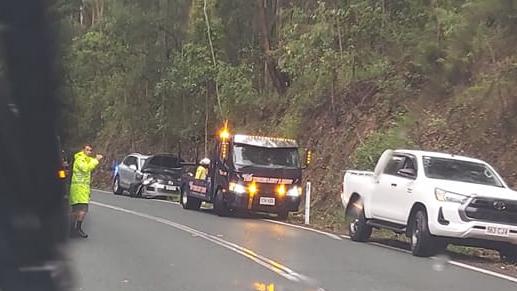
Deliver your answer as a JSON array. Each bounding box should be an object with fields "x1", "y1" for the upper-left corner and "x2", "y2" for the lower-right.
[{"x1": 341, "y1": 149, "x2": 517, "y2": 261}]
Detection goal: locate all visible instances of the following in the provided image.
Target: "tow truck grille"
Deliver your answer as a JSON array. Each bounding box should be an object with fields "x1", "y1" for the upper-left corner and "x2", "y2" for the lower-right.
[
  {"x1": 255, "y1": 183, "x2": 277, "y2": 197},
  {"x1": 465, "y1": 198, "x2": 517, "y2": 225}
]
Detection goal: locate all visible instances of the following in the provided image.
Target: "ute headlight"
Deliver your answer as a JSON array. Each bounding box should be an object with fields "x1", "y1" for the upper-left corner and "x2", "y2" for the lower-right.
[
  {"x1": 435, "y1": 188, "x2": 469, "y2": 204},
  {"x1": 287, "y1": 186, "x2": 302, "y2": 197},
  {"x1": 229, "y1": 182, "x2": 247, "y2": 194}
]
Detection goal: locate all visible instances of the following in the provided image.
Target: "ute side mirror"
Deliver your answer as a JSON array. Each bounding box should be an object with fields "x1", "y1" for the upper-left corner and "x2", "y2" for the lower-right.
[
  {"x1": 398, "y1": 168, "x2": 416, "y2": 179},
  {"x1": 303, "y1": 149, "x2": 313, "y2": 169},
  {"x1": 129, "y1": 164, "x2": 137, "y2": 171}
]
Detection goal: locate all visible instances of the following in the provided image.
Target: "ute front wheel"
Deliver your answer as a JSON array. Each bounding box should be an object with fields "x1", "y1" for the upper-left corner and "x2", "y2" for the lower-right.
[
  {"x1": 499, "y1": 245, "x2": 517, "y2": 263},
  {"x1": 409, "y1": 210, "x2": 446, "y2": 257}
]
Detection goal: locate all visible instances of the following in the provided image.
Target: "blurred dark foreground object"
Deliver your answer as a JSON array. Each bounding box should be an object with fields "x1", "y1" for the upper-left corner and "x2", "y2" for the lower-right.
[{"x1": 0, "y1": 1, "x2": 71, "y2": 290}]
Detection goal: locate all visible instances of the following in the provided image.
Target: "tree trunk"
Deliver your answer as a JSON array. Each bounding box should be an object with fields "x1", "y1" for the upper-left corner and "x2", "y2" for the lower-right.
[
  {"x1": 91, "y1": 1, "x2": 96, "y2": 27},
  {"x1": 203, "y1": 0, "x2": 224, "y2": 118},
  {"x1": 99, "y1": 0, "x2": 104, "y2": 20},
  {"x1": 165, "y1": 0, "x2": 171, "y2": 60},
  {"x1": 331, "y1": 69, "x2": 338, "y2": 126},
  {"x1": 205, "y1": 83, "x2": 209, "y2": 157},
  {"x1": 79, "y1": 0, "x2": 84, "y2": 26},
  {"x1": 162, "y1": 98, "x2": 167, "y2": 151},
  {"x1": 337, "y1": 22, "x2": 343, "y2": 57},
  {"x1": 257, "y1": 0, "x2": 287, "y2": 95}
]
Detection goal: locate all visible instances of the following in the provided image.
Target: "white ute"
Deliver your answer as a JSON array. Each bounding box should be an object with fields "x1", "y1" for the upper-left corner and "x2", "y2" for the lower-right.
[{"x1": 341, "y1": 149, "x2": 517, "y2": 261}]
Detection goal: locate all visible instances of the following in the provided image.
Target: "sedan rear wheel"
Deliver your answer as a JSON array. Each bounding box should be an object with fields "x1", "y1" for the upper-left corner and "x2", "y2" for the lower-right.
[{"x1": 113, "y1": 176, "x2": 123, "y2": 195}]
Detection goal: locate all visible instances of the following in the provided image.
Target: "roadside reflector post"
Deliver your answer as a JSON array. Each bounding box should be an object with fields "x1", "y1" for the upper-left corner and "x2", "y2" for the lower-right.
[{"x1": 304, "y1": 181, "x2": 311, "y2": 225}]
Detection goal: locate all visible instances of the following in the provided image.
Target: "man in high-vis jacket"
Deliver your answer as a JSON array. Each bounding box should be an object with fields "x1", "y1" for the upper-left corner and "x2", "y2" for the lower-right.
[
  {"x1": 195, "y1": 158, "x2": 210, "y2": 180},
  {"x1": 69, "y1": 144, "x2": 103, "y2": 238}
]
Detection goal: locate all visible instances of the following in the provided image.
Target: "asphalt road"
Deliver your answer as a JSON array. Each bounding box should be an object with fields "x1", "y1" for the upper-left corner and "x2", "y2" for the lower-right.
[{"x1": 68, "y1": 190, "x2": 517, "y2": 291}]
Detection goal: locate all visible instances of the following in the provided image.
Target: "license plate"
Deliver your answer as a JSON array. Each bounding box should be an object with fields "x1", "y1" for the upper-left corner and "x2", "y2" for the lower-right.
[
  {"x1": 165, "y1": 185, "x2": 178, "y2": 191},
  {"x1": 259, "y1": 197, "x2": 275, "y2": 206},
  {"x1": 486, "y1": 226, "x2": 509, "y2": 237}
]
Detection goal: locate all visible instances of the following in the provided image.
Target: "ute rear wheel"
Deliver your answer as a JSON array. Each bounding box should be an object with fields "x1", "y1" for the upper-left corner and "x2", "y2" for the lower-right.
[
  {"x1": 345, "y1": 199, "x2": 372, "y2": 242},
  {"x1": 214, "y1": 189, "x2": 230, "y2": 217},
  {"x1": 181, "y1": 187, "x2": 201, "y2": 210}
]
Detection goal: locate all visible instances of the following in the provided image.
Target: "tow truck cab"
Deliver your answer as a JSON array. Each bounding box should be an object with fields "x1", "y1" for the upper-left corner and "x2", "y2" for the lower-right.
[{"x1": 181, "y1": 129, "x2": 311, "y2": 219}]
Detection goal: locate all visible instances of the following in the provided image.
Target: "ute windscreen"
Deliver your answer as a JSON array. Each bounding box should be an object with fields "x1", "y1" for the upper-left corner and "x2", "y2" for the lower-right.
[{"x1": 423, "y1": 156, "x2": 503, "y2": 187}]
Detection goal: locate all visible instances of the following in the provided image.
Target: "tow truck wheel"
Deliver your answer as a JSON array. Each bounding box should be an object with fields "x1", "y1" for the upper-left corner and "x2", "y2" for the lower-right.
[
  {"x1": 499, "y1": 246, "x2": 517, "y2": 263},
  {"x1": 409, "y1": 210, "x2": 446, "y2": 257},
  {"x1": 113, "y1": 176, "x2": 123, "y2": 195},
  {"x1": 214, "y1": 189, "x2": 230, "y2": 217},
  {"x1": 346, "y1": 201, "x2": 372, "y2": 242},
  {"x1": 181, "y1": 188, "x2": 201, "y2": 210}
]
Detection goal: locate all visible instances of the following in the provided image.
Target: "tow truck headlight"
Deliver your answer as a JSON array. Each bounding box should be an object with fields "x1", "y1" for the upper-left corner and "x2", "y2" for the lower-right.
[
  {"x1": 276, "y1": 184, "x2": 287, "y2": 196},
  {"x1": 229, "y1": 182, "x2": 247, "y2": 194},
  {"x1": 287, "y1": 186, "x2": 302, "y2": 197},
  {"x1": 435, "y1": 188, "x2": 469, "y2": 204}
]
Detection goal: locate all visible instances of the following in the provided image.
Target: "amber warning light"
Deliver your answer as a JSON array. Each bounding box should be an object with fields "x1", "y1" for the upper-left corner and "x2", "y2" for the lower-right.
[
  {"x1": 219, "y1": 120, "x2": 231, "y2": 140},
  {"x1": 58, "y1": 169, "x2": 67, "y2": 179}
]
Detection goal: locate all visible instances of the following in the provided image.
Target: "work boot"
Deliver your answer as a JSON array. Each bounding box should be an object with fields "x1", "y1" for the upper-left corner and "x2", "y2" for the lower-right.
[
  {"x1": 77, "y1": 228, "x2": 88, "y2": 239},
  {"x1": 69, "y1": 221, "x2": 80, "y2": 238},
  {"x1": 76, "y1": 221, "x2": 88, "y2": 238}
]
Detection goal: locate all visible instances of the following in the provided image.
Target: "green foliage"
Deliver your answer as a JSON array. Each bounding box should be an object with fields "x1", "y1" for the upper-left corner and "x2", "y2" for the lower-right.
[
  {"x1": 57, "y1": 0, "x2": 517, "y2": 158},
  {"x1": 352, "y1": 114, "x2": 416, "y2": 170}
]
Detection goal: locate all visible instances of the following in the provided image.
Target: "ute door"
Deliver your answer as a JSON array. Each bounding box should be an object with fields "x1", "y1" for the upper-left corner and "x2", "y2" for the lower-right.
[
  {"x1": 370, "y1": 154, "x2": 406, "y2": 222},
  {"x1": 384, "y1": 155, "x2": 418, "y2": 224}
]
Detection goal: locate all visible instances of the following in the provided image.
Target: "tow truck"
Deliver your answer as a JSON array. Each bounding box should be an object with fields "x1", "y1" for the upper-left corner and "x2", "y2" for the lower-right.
[{"x1": 180, "y1": 123, "x2": 311, "y2": 220}]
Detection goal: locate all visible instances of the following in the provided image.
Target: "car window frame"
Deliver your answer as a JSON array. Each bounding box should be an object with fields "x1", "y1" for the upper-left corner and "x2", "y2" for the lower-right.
[
  {"x1": 123, "y1": 155, "x2": 138, "y2": 168},
  {"x1": 396, "y1": 154, "x2": 418, "y2": 180},
  {"x1": 383, "y1": 155, "x2": 406, "y2": 176},
  {"x1": 138, "y1": 157, "x2": 147, "y2": 169}
]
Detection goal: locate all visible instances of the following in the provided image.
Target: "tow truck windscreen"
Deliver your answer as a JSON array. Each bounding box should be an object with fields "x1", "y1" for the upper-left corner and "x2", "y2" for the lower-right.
[
  {"x1": 423, "y1": 156, "x2": 504, "y2": 187},
  {"x1": 233, "y1": 144, "x2": 300, "y2": 169}
]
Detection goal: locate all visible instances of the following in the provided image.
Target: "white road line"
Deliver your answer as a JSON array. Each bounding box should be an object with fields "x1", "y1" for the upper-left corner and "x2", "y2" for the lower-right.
[
  {"x1": 152, "y1": 199, "x2": 181, "y2": 205},
  {"x1": 359, "y1": 238, "x2": 517, "y2": 284},
  {"x1": 262, "y1": 219, "x2": 342, "y2": 241},
  {"x1": 448, "y1": 260, "x2": 517, "y2": 284},
  {"x1": 266, "y1": 220, "x2": 517, "y2": 284},
  {"x1": 368, "y1": 242, "x2": 412, "y2": 254},
  {"x1": 92, "y1": 190, "x2": 517, "y2": 284},
  {"x1": 90, "y1": 201, "x2": 319, "y2": 286}
]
